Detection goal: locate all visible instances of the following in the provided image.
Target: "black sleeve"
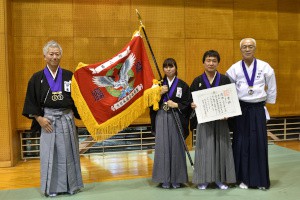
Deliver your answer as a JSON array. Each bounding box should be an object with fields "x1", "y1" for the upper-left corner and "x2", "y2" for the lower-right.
[
  {"x1": 22, "y1": 73, "x2": 43, "y2": 118},
  {"x1": 149, "y1": 106, "x2": 157, "y2": 136}
]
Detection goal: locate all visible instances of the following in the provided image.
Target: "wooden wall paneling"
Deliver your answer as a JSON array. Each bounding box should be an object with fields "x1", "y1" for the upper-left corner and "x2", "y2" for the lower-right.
[
  {"x1": 0, "y1": 18, "x2": 11, "y2": 164},
  {"x1": 278, "y1": 0, "x2": 300, "y2": 41},
  {"x1": 185, "y1": 0, "x2": 233, "y2": 39},
  {"x1": 0, "y1": 0, "x2": 4, "y2": 35},
  {"x1": 0, "y1": 0, "x2": 18, "y2": 166},
  {"x1": 73, "y1": 0, "x2": 132, "y2": 38},
  {"x1": 278, "y1": 41, "x2": 300, "y2": 116},
  {"x1": 233, "y1": 0, "x2": 278, "y2": 40},
  {"x1": 12, "y1": 0, "x2": 73, "y2": 37},
  {"x1": 131, "y1": 0, "x2": 185, "y2": 38},
  {"x1": 185, "y1": 39, "x2": 234, "y2": 85}
]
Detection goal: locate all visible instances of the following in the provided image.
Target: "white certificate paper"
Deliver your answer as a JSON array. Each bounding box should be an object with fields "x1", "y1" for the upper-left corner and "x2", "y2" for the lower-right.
[{"x1": 192, "y1": 83, "x2": 242, "y2": 124}]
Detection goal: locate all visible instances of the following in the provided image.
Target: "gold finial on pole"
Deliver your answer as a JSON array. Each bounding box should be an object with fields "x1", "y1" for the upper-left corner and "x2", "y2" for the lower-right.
[{"x1": 135, "y1": 9, "x2": 144, "y2": 27}]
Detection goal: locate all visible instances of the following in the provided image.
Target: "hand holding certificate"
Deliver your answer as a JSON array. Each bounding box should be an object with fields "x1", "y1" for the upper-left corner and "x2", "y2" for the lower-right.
[{"x1": 191, "y1": 83, "x2": 242, "y2": 124}]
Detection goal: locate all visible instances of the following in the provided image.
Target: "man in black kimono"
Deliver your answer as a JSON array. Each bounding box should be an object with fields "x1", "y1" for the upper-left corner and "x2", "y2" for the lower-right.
[
  {"x1": 22, "y1": 40, "x2": 83, "y2": 197},
  {"x1": 190, "y1": 50, "x2": 236, "y2": 190}
]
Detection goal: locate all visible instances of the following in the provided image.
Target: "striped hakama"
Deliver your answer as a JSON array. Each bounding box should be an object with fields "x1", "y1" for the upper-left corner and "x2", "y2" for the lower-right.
[
  {"x1": 152, "y1": 109, "x2": 188, "y2": 184},
  {"x1": 40, "y1": 108, "x2": 83, "y2": 195},
  {"x1": 233, "y1": 101, "x2": 270, "y2": 188},
  {"x1": 192, "y1": 121, "x2": 236, "y2": 185}
]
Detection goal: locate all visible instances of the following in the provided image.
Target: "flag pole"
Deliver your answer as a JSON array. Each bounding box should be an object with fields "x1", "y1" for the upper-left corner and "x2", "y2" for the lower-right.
[{"x1": 135, "y1": 9, "x2": 194, "y2": 169}]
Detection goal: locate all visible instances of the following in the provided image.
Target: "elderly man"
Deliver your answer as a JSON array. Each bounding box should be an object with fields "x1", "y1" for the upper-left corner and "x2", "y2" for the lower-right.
[
  {"x1": 226, "y1": 38, "x2": 277, "y2": 190},
  {"x1": 23, "y1": 40, "x2": 83, "y2": 197}
]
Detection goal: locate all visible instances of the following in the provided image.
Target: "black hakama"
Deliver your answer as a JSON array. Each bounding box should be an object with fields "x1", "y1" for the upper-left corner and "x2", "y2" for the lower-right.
[{"x1": 233, "y1": 101, "x2": 270, "y2": 188}]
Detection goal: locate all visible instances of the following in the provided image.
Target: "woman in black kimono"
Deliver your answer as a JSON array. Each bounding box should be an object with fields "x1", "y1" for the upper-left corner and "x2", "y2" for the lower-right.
[
  {"x1": 150, "y1": 58, "x2": 191, "y2": 189},
  {"x1": 190, "y1": 50, "x2": 236, "y2": 190},
  {"x1": 22, "y1": 40, "x2": 83, "y2": 197}
]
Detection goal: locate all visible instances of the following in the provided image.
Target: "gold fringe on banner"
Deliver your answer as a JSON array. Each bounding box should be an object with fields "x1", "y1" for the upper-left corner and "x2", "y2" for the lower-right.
[{"x1": 71, "y1": 70, "x2": 161, "y2": 142}]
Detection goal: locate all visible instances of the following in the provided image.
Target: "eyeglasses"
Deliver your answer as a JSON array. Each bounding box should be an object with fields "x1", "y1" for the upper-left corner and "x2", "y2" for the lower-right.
[{"x1": 241, "y1": 45, "x2": 255, "y2": 51}]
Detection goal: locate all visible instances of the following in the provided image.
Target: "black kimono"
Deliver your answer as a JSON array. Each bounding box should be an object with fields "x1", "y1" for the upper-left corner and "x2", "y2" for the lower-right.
[
  {"x1": 23, "y1": 69, "x2": 80, "y2": 132},
  {"x1": 150, "y1": 77, "x2": 191, "y2": 184}
]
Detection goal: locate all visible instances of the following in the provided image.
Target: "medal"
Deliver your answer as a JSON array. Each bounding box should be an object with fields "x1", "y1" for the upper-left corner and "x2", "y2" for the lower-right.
[
  {"x1": 163, "y1": 102, "x2": 169, "y2": 111},
  {"x1": 248, "y1": 89, "x2": 254, "y2": 95},
  {"x1": 242, "y1": 59, "x2": 257, "y2": 96},
  {"x1": 51, "y1": 91, "x2": 64, "y2": 101}
]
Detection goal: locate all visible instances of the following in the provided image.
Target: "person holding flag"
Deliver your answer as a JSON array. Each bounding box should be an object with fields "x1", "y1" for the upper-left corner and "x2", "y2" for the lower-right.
[
  {"x1": 150, "y1": 58, "x2": 191, "y2": 189},
  {"x1": 190, "y1": 50, "x2": 236, "y2": 190}
]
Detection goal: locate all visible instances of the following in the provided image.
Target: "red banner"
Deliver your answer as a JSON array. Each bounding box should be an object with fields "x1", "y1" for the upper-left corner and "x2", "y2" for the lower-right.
[{"x1": 72, "y1": 33, "x2": 160, "y2": 141}]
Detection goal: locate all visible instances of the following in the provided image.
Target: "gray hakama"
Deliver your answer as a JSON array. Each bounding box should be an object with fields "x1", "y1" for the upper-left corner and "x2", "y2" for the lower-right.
[
  {"x1": 192, "y1": 120, "x2": 236, "y2": 184},
  {"x1": 152, "y1": 109, "x2": 188, "y2": 184},
  {"x1": 40, "y1": 108, "x2": 83, "y2": 195}
]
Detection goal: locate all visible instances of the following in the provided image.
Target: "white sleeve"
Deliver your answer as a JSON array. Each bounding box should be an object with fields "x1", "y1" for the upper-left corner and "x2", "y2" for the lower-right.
[
  {"x1": 265, "y1": 68, "x2": 277, "y2": 104},
  {"x1": 226, "y1": 66, "x2": 236, "y2": 83}
]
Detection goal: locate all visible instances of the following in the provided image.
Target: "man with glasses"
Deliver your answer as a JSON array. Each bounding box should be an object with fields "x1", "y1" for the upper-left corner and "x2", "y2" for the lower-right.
[{"x1": 226, "y1": 38, "x2": 277, "y2": 190}]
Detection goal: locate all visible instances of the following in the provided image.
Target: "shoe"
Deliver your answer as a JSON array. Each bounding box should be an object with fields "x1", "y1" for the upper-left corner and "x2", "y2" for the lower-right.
[
  {"x1": 48, "y1": 193, "x2": 57, "y2": 197},
  {"x1": 239, "y1": 182, "x2": 248, "y2": 189},
  {"x1": 216, "y1": 182, "x2": 228, "y2": 190},
  {"x1": 162, "y1": 182, "x2": 170, "y2": 189},
  {"x1": 197, "y1": 183, "x2": 208, "y2": 190},
  {"x1": 258, "y1": 187, "x2": 266, "y2": 190},
  {"x1": 172, "y1": 183, "x2": 181, "y2": 189}
]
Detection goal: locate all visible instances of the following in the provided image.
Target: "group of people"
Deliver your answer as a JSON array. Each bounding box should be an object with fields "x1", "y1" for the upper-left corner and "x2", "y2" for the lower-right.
[
  {"x1": 22, "y1": 37, "x2": 276, "y2": 197},
  {"x1": 151, "y1": 38, "x2": 277, "y2": 190}
]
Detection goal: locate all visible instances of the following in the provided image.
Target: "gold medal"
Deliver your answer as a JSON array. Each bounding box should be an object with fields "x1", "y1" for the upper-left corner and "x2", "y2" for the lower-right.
[
  {"x1": 51, "y1": 92, "x2": 64, "y2": 101},
  {"x1": 163, "y1": 102, "x2": 169, "y2": 111}
]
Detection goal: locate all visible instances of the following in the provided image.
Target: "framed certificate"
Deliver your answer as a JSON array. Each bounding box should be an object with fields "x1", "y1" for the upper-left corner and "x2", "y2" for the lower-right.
[{"x1": 192, "y1": 83, "x2": 242, "y2": 124}]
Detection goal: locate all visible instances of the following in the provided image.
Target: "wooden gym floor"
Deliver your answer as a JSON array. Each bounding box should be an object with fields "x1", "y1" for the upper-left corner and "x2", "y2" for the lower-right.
[{"x1": 0, "y1": 141, "x2": 299, "y2": 191}]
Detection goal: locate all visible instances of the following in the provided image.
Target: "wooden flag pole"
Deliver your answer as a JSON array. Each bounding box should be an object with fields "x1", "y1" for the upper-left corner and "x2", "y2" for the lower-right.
[{"x1": 135, "y1": 9, "x2": 194, "y2": 169}]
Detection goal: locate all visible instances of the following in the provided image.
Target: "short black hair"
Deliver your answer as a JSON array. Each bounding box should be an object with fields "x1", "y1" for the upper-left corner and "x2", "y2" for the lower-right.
[{"x1": 202, "y1": 50, "x2": 220, "y2": 63}]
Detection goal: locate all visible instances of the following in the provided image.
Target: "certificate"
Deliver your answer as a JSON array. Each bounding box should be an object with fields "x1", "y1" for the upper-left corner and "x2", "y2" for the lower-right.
[{"x1": 192, "y1": 83, "x2": 242, "y2": 124}]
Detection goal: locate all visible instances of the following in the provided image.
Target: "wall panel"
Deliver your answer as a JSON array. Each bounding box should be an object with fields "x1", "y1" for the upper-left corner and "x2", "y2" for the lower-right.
[
  {"x1": 278, "y1": 0, "x2": 300, "y2": 41},
  {"x1": 278, "y1": 41, "x2": 300, "y2": 116},
  {"x1": 12, "y1": 0, "x2": 73, "y2": 37},
  {"x1": 185, "y1": 0, "x2": 233, "y2": 39},
  {"x1": 233, "y1": 0, "x2": 278, "y2": 40}
]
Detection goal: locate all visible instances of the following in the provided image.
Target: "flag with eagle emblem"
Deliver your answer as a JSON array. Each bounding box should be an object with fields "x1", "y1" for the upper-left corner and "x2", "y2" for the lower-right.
[{"x1": 71, "y1": 31, "x2": 160, "y2": 141}]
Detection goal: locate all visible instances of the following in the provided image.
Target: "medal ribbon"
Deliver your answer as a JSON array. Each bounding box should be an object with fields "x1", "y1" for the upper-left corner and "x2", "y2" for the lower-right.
[
  {"x1": 163, "y1": 77, "x2": 179, "y2": 102},
  {"x1": 242, "y1": 59, "x2": 257, "y2": 87},
  {"x1": 202, "y1": 71, "x2": 220, "y2": 88},
  {"x1": 44, "y1": 66, "x2": 63, "y2": 92}
]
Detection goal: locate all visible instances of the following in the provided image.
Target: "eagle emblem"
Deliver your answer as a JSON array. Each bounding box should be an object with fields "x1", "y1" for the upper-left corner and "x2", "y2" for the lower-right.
[{"x1": 92, "y1": 53, "x2": 136, "y2": 100}]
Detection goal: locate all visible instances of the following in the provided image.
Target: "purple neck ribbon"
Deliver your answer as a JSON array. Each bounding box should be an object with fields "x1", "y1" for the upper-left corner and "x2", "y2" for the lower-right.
[
  {"x1": 163, "y1": 77, "x2": 179, "y2": 102},
  {"x1": 242, "y1": 59, "x2": 257, "y2": 87},
  {"x1": 44, "y1": 66, "x2": 62, "y2": 92},
  {"x1": 202, "y1": 71, "x2": 220, "y2": 88}
]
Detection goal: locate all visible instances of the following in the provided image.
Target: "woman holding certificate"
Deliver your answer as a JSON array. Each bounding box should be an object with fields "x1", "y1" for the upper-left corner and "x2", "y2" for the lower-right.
[
  {"x1": 190, "y1": 50, "x2": 236, "y2": 190},
  {"x1": 150, "y1": 58, "x2": 191, "y2": 189}
]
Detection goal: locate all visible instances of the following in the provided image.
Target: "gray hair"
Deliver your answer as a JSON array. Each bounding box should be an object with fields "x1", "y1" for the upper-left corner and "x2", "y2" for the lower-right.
[
  {"x1": 43, "y1": 40, "x2": 63, "y2": 56},
  {"x1": 240, "y1": 38, "x2": 256, "y2": 48}
]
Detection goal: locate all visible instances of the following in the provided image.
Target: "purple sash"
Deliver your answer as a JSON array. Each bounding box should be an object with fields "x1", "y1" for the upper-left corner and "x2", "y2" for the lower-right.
[
  {"x1": 163, "y1": 77, "x2": 179, "y2": 102},
  {"x1": 44, "y1": 66, "x2": 63, "y2": 92},
  {"x1": 242, "y1": 59, "x2": 257, "y2": 87},
  {"x1": 202, "y1": 71, "x2": 220, "y2": 88}
]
